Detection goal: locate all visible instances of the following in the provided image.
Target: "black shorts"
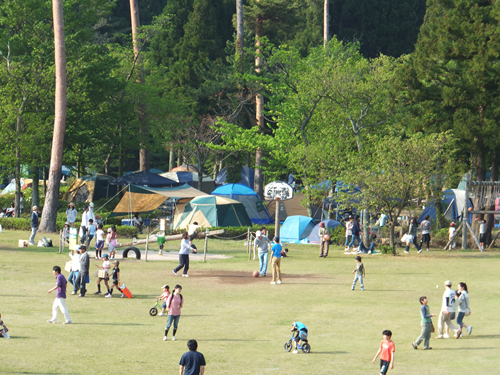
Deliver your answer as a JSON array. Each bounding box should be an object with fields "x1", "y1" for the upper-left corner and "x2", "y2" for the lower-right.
[
  {"x1": 421, "y1": 233, "x2": 431, "y2": 243},
  {"x1": 380, "y1": 360, "x2": 390, "y2": 374},
  {"x1": 293, "y1": 328, "x2": 308, "y2": 342},
  {"x1": 479, "y1": 233, "x2": 486, "y2": 243},
  {"x1": 189, "y1": 233, "x2": 197, "y2": 242},
  {"x1": 112, "y1": 279, "x2": 119, "y2": 286}
]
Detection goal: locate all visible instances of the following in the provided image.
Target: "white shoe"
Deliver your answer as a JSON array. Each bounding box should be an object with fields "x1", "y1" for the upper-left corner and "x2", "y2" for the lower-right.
[
  {"x1": 63, "y1": 321, "x2": 72, "y2": 324},
  {"x1": 270, "y1": 281, "x2": 276, "y2": 285},
  {"x1": 158, "y1": 312, "x2": 165, "y2": 316},
  {"x1": 277, "y1": 280, "x2": 282, "y2": 284},
  {"x1": 172, "y1": 336, "x2": 177, "y2": 341},
  {"x1": 443, "y1": 334, "x2": 450, "y2": 338},
  {"x1": 182, "y1": 274, "x2": 189, "y2": 277},
  {"x1": 47, "y1": 320, "x2": 56, "y2": 324},
  {"x1": 172, "y1": 270, "x2": 178, "y2": 276},
  {"x1": 467, "y1": 326, "x2": 472, "y2": 335},
  {"x1": 121, "y1": 293, "x2": 125, "y2": 298},
  {"x1": 3, "y1": 332, "x2": 10, "y2": 338},
  {"x1": 292, "y1": 350, "x2": 298, "y2": 354},
  {"x1": 163, "y1": 336, "x2": 168, "y2": 341},
  {"x1": 105, "y1": 294, "x2": 112, "y2": 298},
  {"x1": 404, "y1": 250, "x2": 409, "y2": 254},
  {"x1": 71, "y1": 291, "x2": 76, "y2": 295},
  {"x1": 418, "y1": 249, "x2": 423, "y2": 254}
]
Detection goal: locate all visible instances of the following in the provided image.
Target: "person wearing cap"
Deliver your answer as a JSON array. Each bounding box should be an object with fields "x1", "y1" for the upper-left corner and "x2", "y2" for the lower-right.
[
  {"x1": 270, "y1": 237, "x2": 282, "y2": 285},
  {"x1": 76, "y1": 245, "x2": 89, "y2": 297},
  {"x1": 448, "y1": 222, "x2": 457, "y2": 250},
  {"x1": 66, "y1": 203, "x2": 77, "y2": 227},
  {"x1": 80, "y1": 206, "x2": 90, "y2": 244},
  {"x1": 253, "y1": 230, "x2": 271, "y2": 277},
  {"x1": 29, "y1": 206, "x2": 40, "y2": 245},
  {"x1": 318, "y1": 222, "x2": 331, "y2": 258},
  {"x1": 156, "y1": 285, "x2": 170, "y2": 316},
  {"x1": 436, "y1": 280, "x2": 459, "y2": 339}
]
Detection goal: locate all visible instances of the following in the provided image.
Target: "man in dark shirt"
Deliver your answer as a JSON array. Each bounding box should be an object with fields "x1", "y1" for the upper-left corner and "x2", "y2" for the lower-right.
[
  {"x1": 76, "y1": 245, "x2": 89, "y2": 297},
  {"x1": 179, "y1": 340, "x2": 206, "y2": 375}
]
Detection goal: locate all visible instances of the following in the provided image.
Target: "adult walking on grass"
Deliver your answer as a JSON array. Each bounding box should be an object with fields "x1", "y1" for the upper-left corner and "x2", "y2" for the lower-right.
[
  {"x1": 80, "y1": 206, "x2": 90, "y2": 245},
  {"x1": 436, "y1": 280, "x2": 459, "y2": 339},
  {"x1": 419, "y1": 215, "x2": 431, "y2": 253},
  {"x1": 404, "y1": 218, "x2": 421, "y2": 254},
  {"x1": 254, "y1": 230, "x2": 271, "y2": 277},
  {"x1": 29, "y1": 206, "x2": 40, "y2": 245},
  {"x1": 76, "y1": 245, "x2": 89, "y2": 297},
  {"x1": 173, "y1": 232, "x2": 194, "y2": 277},
  {"x1": 318, "y1": 222, "x2": 330, "y2": 258},
  {"x1": 455, "y1": 282, "x2": 472, "y2": 338},
  {"x1": 68, "y1": 248, "x2": 80, "y2": 295},
  {"x1": 164, "y1": 285, "x2": 183, "y2": 341},
  {"x1": 347, "y1": 216, "x2": 361, "y2": 253},
  {"x1": 47, "y1": 266, "x2": 72, "y2": 324},
  {"x1": 179, "y1": 339, "x2": 206, "y2": 375}
]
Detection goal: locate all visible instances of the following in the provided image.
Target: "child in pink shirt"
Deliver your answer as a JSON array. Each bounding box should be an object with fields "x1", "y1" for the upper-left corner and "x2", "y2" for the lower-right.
[{"x1": 157, "y1": 285, "x2": 170, "y2": 316}]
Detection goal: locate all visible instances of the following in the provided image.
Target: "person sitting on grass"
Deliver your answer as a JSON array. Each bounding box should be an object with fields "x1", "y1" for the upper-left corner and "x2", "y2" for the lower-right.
[
  {"x1": 291, "y1": 321, "x2": 308, "y2": 354},
  {"x1": 157, "y1": 285, "x2": 170, "y2": 316},
  {"x1": 105, "y1": 260, "x2": 123, "y2": 298},
  {"x1": 94, "y1": 254, "x2": 111, "y2": 295},
  {"x1": 0, "y1": 312, "x2": 10, "y2": 339},
  {"x1": 358, "y1": 234, "x2": 377, "y2": 254},
  {"x1": 372, "y1": 330, "x2": 395, "y2": 375}
]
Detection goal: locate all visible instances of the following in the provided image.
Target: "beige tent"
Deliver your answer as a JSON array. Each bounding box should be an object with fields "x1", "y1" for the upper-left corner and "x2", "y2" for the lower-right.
[{"x1": 266, "y1": 193, "x2": 322, "y2": 222}]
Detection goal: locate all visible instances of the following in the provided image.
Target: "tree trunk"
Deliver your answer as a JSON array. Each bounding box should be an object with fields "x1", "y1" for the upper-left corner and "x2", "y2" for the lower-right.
[
  {"x1": 177, "y1": 148, "x2": 182, "y2": 167},
  {"x1": 32, "y1": 169, "x2": 40, "y2": 209},
  {"x1": 362, "y1": 208, "x2": 369, "y2": 247},
  {"x1": 389, "y1": 222, "x2": 395, "y2": 255},
  {"x1": 485, "y1": 159, "x2": 497, "y2": 244},
  {"x1": 169, "y1": 143, "x2": 175, "y2": 171},
  {"x1": 254, "y1": 17, "x2": 264, "y2": 198},
  {"x1": 39, "y1": 0, "x2": 67, "y2": 233},
  {"x1": 43, "y1": 166, "x2": 47, "y2": 197},
  {"x1": 471, "y1": 157, "x2": 485, "y2": 234},
  {"x1": 14, "y1": 112, "x2": 22, "y2": 218},
  {"x1": 323, "y1": 0, "x2": 330, "y2": 48},
  {"x1": 236, "y1": 0, "x2": 244, "y2": 73},
  {"x1": 129, "y1": 0, "x2": 149, "y2": 172}
]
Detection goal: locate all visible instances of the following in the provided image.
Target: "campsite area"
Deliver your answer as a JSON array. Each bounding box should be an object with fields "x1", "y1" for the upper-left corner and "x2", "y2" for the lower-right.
[{"x1": 1, "y1": 229, "x2": 499, "y2": 375}]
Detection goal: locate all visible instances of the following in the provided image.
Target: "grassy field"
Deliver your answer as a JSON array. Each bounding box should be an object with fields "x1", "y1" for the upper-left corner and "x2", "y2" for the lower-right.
[{"x1": 1, "y1": 229, "x2": 500, "y2": 374}]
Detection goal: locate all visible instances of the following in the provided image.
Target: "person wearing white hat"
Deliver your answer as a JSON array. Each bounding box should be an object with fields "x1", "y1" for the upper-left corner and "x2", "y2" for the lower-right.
[
  {"x1": 436, "y1": 280, "x2": 459, "y2": 339},
  {"x1": 66, "y1": 202, "x2": 77, "y2": 227},
  {"x1": 29, "y1": 206, "x2": 40, "y2": 245}
]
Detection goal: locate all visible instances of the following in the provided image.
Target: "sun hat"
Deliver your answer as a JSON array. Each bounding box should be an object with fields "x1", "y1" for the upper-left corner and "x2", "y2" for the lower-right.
[
  {"x1": 89, "y1": 202, "x2": 94, "y2": 208},
  {"x1": 69, "y1": 202, "x2": 75, "y2": 207},
  {"x1": 162, "y1": 285, "x2": 169, "y2": 289},
  {"x1": 319, "y1": 222, "x2": 325, "y2": 228},
  {"x1": 113, "y1": 260, "x2": 119, "y2": 265},
  {"x1": 65, "y1": 222, "x2": 69, "y2": 225},
  {"x1": 450, "y1": 222, "x2": 456, "y2": 227},
  {"x1": 32, "y1": 206, "x2": 38, "y2": 211}
]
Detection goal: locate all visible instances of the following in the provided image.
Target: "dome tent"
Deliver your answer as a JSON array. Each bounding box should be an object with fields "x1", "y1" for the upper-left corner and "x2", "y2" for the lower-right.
[
  {"x1": 280, "y1": 216, "x2": 316, "y2": 244},
  {"x1": 307, "y1": 219, "x2": 343, "y2": 244},
  {"x1": 211, "y1": 183, "x2": 272, "y2": 224},
  {"x1": 215, "y1": 166, "x2": 254, "y2": 189},
  {"x1": 174, "y1": 195, "x2": 252, "y2": 229}
]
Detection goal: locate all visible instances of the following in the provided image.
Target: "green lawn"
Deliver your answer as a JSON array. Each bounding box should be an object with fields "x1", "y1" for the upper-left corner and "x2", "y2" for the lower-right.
[{"x1": 1, "y1": 229, "x2": 499, "y2": 374}]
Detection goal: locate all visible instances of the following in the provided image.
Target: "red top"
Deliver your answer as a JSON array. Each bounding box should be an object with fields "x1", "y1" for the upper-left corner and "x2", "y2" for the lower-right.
[{"x1": 380, "y1": 340, "x2": 395, "y2": 362}]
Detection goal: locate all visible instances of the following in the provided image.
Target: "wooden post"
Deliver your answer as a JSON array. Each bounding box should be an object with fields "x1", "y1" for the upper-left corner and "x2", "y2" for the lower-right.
[
  {"x1": 465, "y1": 221, "x2": 483, "y2": 251},
  {"x1": 145, "y1": 225, "x2": 150, "y2": 262},
  {"x1": 275, "y1": 199, "x2": 280, "y2": 239},
  {"x1": 488, "y1": 228, "x2": 500, "y2": 249},
  {"x1": 249, "y1": 231, "x2": 253, "y2": 261},
  {"x1": 203, "y1": 228, "x2": 209, "y2": 263},
  {"x1": 462, "y1": 172, "x2": 470, "y2": 250},
  {"x1": 59, "y1": 230, "x2": 62, "y2": 253},
  {"x1": 246, "y1": 227, "x2": 250, "y2": 254}
]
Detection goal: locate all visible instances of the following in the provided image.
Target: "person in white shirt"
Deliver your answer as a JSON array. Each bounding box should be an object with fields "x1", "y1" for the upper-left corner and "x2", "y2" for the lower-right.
[
  {"x1": 436, "y1": 280, "x2": 459, "y2": 339},
  {"x1": 477, "y1": 218, "x2": 486, "y2": 250},
  {"x1": 94, "y1": 254, "x2": 111, "y2": 295},
  {"x1": 87, "y1": 202, "x2": 95, "y2": 225},
  {"x1": 132, "y1": 213, "x2": 143, "y2": 234},
  {"x1": 95, "y1": 224, "x2": 105, "y2": 259},
  {"x1": 68, "y1": 248, "x2": 81, "y2": 295},
  {"x1": 80, "y1": 206, "x2": 89, "y2": 245},
  {"x1": 448, "y1": 222, "x2": 457, "y2": 249},
  {"x1": 66, "y1": 202, "x2": 77, "y2": 227}
]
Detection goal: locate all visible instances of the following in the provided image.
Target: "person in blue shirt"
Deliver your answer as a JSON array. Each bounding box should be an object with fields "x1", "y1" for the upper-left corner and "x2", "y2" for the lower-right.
[
  {"x1": 86, "y1": 219, "x2": 96, "y2": 249},
  {"x1": 291, "y1": 321, "x2": 308, "y2": 354},
  {"x1": 270, "y1": 237, "x2": 282, "y2": 285}
]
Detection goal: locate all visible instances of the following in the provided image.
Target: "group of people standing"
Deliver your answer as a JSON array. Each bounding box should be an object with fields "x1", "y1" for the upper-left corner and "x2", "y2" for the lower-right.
[{"x1": 252, "y1": 229, "x2": 284, "y2": 284}]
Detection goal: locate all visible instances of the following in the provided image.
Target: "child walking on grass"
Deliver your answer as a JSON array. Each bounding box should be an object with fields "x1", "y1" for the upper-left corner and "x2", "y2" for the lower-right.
[
  {"x1": 373, "y1": 330, "x2": 395, "y2": 374},
  {"x1": 105, "y1": 260, "x2": 123, "y2": 298},
  {"x1": 412, "y1": 296, "x2": 436, "y2": 350},
  {"x1": 351, "y1": 256, "x2": 365, "y2": 291}
]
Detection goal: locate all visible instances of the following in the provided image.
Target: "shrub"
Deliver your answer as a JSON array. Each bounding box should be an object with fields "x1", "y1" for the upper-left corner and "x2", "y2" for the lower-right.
[
  {"x1": 113, "y1": 225, "x2": 138, "y2": 238},
  {"x1": 431, "y1": 228, "x2": 450, "y2": 247},
  {"x1": 378, "y1": 245, "x2": 394, "y2": 255},
  {"x1": 330, "y1": 225, "x2": 346, "y2": 245}
]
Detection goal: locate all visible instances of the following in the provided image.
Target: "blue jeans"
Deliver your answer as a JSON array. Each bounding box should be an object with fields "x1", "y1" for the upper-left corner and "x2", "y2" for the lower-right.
[
  {"x1": 352, "y1": 274, "x2": 364, "y2": 290},
  {"x1": 348, "y1": 235, "x2": 361, "y2": 248},
  {"x1": 29, "y1": 227, "x2": 38, "y2": 243},
  {"x1": 68, "y1": 271, "x2": 77, "y2": 285},
  {"x1": 259, "y1": 252, "x2": 268, "y2": 275},
  {"x1": 345, "y1": 236, "x2": 351, "y2": 247},
  {"x1": 456, "y1": 312, "x2": 465, "y2": 327},
  {"x1": 405, "y1": 237, "x2": 421, "y2": 252},
  {"x1": 71, "y1": 271, "x2": 79, "y2": 293},
  {"x1": 359, "y1": 242, "x2": 375, "y2": 253}
]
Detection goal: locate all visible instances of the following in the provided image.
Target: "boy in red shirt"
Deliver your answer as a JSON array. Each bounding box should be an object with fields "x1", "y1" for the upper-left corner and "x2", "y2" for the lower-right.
[{"x1": 372, "y1": 330, "x2": 395, "y2": 374}]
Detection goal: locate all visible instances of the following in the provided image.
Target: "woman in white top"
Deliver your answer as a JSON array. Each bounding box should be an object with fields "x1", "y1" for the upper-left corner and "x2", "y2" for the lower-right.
[
  {"x1": 68, "y1": 249, "x2": 81, "y2": 295},
  {"x1": 455, "y1": 282, "x2": 472, "y2": 338},
  {"x1": 172, "y1": 232, "x2": 193, "y2": 277}
]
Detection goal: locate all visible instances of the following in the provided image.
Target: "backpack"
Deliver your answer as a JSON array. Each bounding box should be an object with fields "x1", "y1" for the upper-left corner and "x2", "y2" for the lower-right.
[{"x1": 167, "y1": 293, "x2": 183, "y2": 309}]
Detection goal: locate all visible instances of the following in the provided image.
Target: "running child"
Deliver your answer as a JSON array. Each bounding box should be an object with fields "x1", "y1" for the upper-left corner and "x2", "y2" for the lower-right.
[
  {"x1": 412, "y1": 296, "x2": 436, "y2": 350},
  {"x1": 94, "y1": 254, "x2": 111, "y2": 295},
  {"x1": 95, "y1": 224, "x2": 105, "y2": 259},
  {"x1": 291, "y1": 321, "x2": 308, "y2": 354},
  {"x1": 351, "y1": 256, "x2": 365, "y2": 291},
  {"x1": 372, "y1": 330, "x2": 395, "y2": 374},
  {"x1": 0, "y1": 313, "x2": 10, "y2": 338},
  {"x1": 105, "y1": 260, "x2": 123, "y2": 298},
  {"x1": 157, "y1": 285, "x2": 170, "y2": 316}
]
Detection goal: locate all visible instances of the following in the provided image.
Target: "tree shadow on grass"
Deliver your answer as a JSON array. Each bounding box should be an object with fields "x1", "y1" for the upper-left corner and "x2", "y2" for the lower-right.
[
  {"x1": 7, "y1": 372, "x2": 80, "y2": 374},
  {"x1": 197, "y1": 339, "x2": 269, "y2": 342},
  {"x1": 463, "y1": 335, "x2": 500, "y2": 339},
  {"x1": 433, "y1": 347, "x2": 499, "y2": 350},
  {"x1": 75, "y1": 323, "x2": 151, "y2": 326},
  {"x1": 6, "y1": 336, "x2": 31, "y2": 339},
  {"x1": 311, "y1": 351, "x2": 349, "y2": 355}
]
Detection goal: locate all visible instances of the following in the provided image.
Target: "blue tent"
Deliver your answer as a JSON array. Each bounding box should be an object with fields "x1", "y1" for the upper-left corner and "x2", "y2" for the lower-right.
[
  {"x1": 418, "y1": 189, "x2": 472, "y2": 223},
  {"x1": 109, "y1": 171, "x2": 179, "y2": 187},
  {"x1": 307, "y1": 219, "x2": 343, "y2": 244},
  {"x1": 215, "y1": 166, "x2": 255, "y2": 189},
  {"x1": 280, "y1": 216, "x2": 316, "y2": 243},
  {"x1": 211, "y1": 183, "x2": 272, "y2": 224}
]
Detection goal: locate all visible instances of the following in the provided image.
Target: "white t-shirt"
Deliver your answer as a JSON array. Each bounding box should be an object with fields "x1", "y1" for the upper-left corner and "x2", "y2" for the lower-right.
[
  {"x1": 101, "y1": 260, "x2": 110, "y2": 272},
  {"x1": 479, "y1": 221, "x2": 486, "y2": 234},
  {"x1": 442, "y1": 288, "x2": 456, "y2": 312},
  {"x1": 81, "y1": 211, "x2": 89, "y2": 227},
  {"x1": 70, "y1": 252, "x2": 81, "y2": 271},
  {"x1": 188, "y1": 224, "x2": 201, "y2": 236},
  {"x1": 458, "y1": 290, "x2": 469, "y2": 313},
  {"x1": 449, "y1": 227, "x2": 456, "y2": 238},
  {"x1": 96, "y1": 229, "x2": 105, "y2": 242}
]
